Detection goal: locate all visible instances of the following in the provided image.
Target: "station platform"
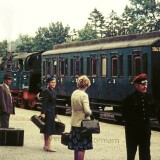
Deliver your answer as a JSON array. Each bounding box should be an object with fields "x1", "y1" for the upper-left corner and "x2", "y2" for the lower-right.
[{"x1": 0, "y1": 107, "x2": 159, "y2": 160}]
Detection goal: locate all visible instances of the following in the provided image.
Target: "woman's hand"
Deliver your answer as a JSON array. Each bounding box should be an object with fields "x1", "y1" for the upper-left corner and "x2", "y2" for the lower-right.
[{"x1": 40, "y1": 114, "x2": 45, "y2": 119}]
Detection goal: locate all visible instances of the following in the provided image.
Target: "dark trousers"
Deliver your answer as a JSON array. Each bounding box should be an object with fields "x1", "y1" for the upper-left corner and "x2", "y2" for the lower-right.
[
  {"x1": 125, "y1": 127, "x2": 151, "y2": 160},
  {"x1": 0, "y1": 113, "x2": 10, "y2": 128}
]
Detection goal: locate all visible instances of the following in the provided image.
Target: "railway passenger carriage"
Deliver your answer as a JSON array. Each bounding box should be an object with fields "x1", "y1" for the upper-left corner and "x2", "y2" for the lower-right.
[{"x1": 42, "y1": 32, "x2": 160, "y2": 118}]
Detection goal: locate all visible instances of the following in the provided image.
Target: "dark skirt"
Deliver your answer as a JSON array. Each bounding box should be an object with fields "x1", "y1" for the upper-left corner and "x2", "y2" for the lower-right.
[
  {"x1": 68, "y1": 126, "x2": 93, "y2": 151},
  {"x1": 40, "y1": 111, "x2": 55, "y2": 135}
]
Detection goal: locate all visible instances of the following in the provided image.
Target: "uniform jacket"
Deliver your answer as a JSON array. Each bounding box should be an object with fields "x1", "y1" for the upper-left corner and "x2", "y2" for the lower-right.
[
  {"x1": 0, "y1": 83, "x2": 14, "y2": 114},
  {"x1": 71, "y1": 89, "x2": 92, "y2": 127},
  {"x1": 122, "y1": 90, "x2": 154, "y2": 132}
]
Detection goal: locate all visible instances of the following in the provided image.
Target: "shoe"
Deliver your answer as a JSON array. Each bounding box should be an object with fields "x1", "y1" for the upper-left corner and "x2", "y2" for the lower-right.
[{"x1": 43, "y1": 146, "x2": 56, "y2": 152}]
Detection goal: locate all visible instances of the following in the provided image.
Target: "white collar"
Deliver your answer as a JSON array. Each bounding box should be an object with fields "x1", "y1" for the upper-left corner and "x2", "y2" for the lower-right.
[{"x1": 3, "y1": 83, "x2": 9, "y2": 89}]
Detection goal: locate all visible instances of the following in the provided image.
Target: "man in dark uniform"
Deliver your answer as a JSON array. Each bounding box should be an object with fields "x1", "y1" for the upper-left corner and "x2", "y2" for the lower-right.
[
  {"x1": 0, "y1": 73, "x2": 14, "y2": 128},
  {"x1": 122, "y1": 73, "x2": 154, "y2": 160}
]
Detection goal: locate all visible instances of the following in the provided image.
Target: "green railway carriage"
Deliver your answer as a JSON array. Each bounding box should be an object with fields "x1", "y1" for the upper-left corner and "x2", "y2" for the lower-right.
[{"x1": 42, "y1": 32, "x2": 160, "y2": 115}]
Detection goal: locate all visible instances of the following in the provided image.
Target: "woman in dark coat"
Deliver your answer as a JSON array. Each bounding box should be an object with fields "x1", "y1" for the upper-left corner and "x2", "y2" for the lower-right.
[{"x1": 40, "y1": 77, "x2": 57, "y2": 152}]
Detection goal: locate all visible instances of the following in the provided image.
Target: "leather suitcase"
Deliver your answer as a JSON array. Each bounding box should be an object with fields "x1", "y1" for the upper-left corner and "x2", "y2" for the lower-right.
[
  {"x1": 0, "y1": 128, "x2": 24, "y2": 146},
  {"x1": 31, "y1": 115, "x2": 45, "y2": 130},
  {"x1": 61, "y1": 132, "x2": 70, "y2": 146},
  {"x1": 55, "y1": 121, "x2": 65, "y2": 135}
]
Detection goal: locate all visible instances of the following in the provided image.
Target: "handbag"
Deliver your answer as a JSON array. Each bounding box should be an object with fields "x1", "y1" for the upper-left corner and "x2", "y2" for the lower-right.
[
  {"x1": 54, "y1": 121, "x2": 65, "y2": 135},
  {"x1": 61, "y1": 132, "x2": 70, "y2": 146},
  {"x1": 31, "y1": 115, "x2": 45, "y2": 130},
  {"x1": 81, "y1": 119, "x2": 100, "y2": 135}
]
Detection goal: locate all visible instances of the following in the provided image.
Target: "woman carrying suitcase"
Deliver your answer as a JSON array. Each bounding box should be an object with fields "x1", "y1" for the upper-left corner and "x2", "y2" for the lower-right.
[
  {"x1": 40, "y1": 76, "x2": 58, "y2": 152},
  {"x1": 68, "y1": 75, "x2": 93, "y2": 160}
]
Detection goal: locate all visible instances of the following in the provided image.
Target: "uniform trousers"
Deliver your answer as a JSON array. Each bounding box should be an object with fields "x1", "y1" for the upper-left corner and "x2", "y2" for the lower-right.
[
  {"x1": 125, "y1": 126, "x2": 151, "y2": 160},
  {"x1": 0, "y1": 113, "x2": 10, "y2": 128}
]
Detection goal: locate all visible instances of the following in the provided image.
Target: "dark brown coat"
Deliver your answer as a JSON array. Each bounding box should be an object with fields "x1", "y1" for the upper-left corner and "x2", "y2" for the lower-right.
[{"x1": 0, "y1": 84, "x2": 14, "y2": 115}]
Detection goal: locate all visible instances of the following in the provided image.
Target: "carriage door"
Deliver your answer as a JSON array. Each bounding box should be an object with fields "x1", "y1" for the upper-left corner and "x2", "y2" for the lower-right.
[
  {"x1": 58, "y1": 57, "x2": 68, "y2": 96},
  {"x1": 133, "y1": 52, "x2": 141, "y2": 76},
  {"x1": 41, "y1": 58, "x2": 51, "y2": 89},
  {"x1": 107, "y1": 53, "x2": 119, "y2": 100},
  {"x1": 52, "y1": 57, "x2": 58, "y2": 78},
  {"x1": 99, "y1": 54, "x2": 108, "y2": 99},
  {"x1": 70, "y1": 56, "x2": 81, "y2": 94},
  {"x1": 88, "y1": 54, "x2": 99, "y2": 99}
]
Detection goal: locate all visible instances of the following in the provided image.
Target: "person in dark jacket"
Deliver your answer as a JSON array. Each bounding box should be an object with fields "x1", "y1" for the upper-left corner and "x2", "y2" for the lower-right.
[
  {"x1": 40, "y1": 76, "x2": 58, "y2": 152},
  {"x1": 122, "y1": 73, "x2": 156, "y2": 160},
  {"x1": 0, "y1": 73, "x2": 14, "y2": 128}
]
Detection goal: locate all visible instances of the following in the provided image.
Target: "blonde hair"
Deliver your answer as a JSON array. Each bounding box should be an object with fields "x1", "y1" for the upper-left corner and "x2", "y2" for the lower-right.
[{"x1": 77, "y1": 75, "x2": 91, "y2": 89}]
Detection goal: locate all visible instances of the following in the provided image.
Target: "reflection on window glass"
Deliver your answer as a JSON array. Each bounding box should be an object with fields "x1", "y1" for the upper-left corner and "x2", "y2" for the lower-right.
[
  {"x1": 65, "y1": 59, "x2": 68, "y2": 76},
  {"x1": 101, "y1": 57, "x2": 106, "y2": 76},
  {"x1": 53, "y1": 60, "x2": 57, "y2": 76}
]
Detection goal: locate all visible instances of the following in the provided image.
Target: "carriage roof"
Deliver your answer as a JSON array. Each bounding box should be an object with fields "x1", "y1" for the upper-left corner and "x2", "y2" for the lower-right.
[
  {"x1": 42, "y1": 31, "x2": 160, "y2": 56},
  {"x1": 13, "y1": 52, "x2": 33, "y2": 60}
]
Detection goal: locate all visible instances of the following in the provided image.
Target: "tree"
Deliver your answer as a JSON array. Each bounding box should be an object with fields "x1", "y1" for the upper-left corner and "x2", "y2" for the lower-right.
[
  {"x1": 33, "y1": 27, "x2": 50, "y2": 51},
  {"x1": 88, "y1": 8, "x2": 105, "y2": 38},
  {"x1": 125, "y1": 0, "x2": 160, "y2": 33},
  {"x1": 16, "y1": 34, "x2": 34, "y2": 52},
  {"x1": 48, "y1": 22, "x2": 70, "y2": 45},
  {"x1": 0, "y1": 40, "x2": 8, "y2": 56},
  {"x1": 77, "y1": 23, "x2": 98, "y2": 41},
  {"x1": 104, "y1": 10, "x2": 121, "y2": 37},
  {"x1": 33, "y1": 22, "x2": 70, "y2": 51}
]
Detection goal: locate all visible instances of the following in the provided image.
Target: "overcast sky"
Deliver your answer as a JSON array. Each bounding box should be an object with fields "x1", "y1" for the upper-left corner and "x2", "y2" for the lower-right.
[{"x1": 0, "y1": 0, "x2": 130, "y2": 41}]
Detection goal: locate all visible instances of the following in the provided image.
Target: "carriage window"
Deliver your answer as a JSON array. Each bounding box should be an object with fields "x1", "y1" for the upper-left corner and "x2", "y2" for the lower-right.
[
  {"x1": 91, "y1": 58, "x2": 97, "y2": 76},
  {"x1": 43, "y1": 61, "x2": 46, "y2": 76},
  {"x1": 87, "y1": 57, "x2": 90, "y2": 76},
  {"x1": 128, "y1": 55, "x2": 132, "y2": 76},
  {"x1": 80, "y1": 58, "x2": 84, "y2": 75},
  {"x1": 60, "y1": 60, "x2": 65, "y2": 76},
  {"x1": 75, "y1": 58, "x2": 80, "y2": 76},
  {"x1": 142, "y1": 53, "x2": 148, "y2": 74},
  {"x1": 65, "y1": 59, "x2": 68, "y2": 76},
  {"x1": 134, "y1": 56, "x2": 141, "y2": 76},
  {"x1": 101, "y1": 57, "x2": 106, "y2": 77},
  {"x1": 112, "y1": 57, "x2": 118, "y2": 76},
  {"x1": 70, "y1": 59, "x2": 73, "y2": 76},
  {"x1": 119, "y1": 55, "x2": 123, "y2": 76},
  {"x1": 47, "y1": 61, "x2": 51, "y2": 75},
  {"x1": 53, "y1": 60, "x2": 57, "y2": 76}
]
